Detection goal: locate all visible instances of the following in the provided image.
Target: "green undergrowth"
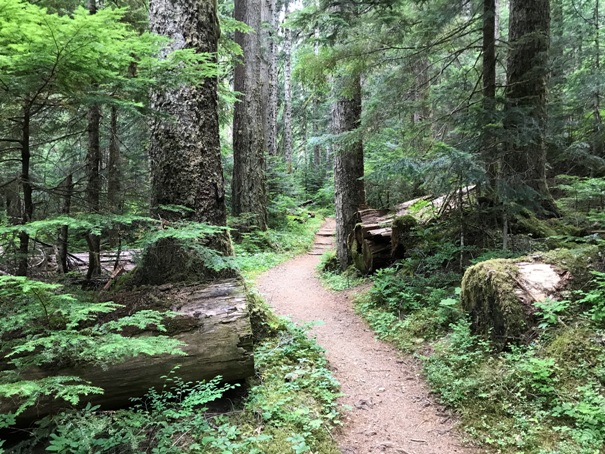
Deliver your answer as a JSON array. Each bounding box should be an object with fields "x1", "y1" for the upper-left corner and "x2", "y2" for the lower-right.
[
  {"x1": 7, "y1": 309, "x2": 342, "y2": 453},
  {"x1": 317, "y1": 252, "x2": 369, "y2": 291},
  {"x1": 350, "y1": 254, "x2": 605, "y2": 453},
  {"x1": 234, "y1": 216, "x2": 323, "y2": 279},
  {"x1": 3, "y1": 218, "x2": 341, "y2": 453}
]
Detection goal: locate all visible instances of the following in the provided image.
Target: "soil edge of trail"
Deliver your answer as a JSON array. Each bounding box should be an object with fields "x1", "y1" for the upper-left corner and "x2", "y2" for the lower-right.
[{"x1": 255, "y1": 218, "x2": 478, "y2": 454}]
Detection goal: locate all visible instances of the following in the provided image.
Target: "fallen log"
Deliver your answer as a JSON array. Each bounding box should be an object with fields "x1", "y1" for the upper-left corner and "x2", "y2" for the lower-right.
[
  {"x1": 348, "y1": 188, "x2": 475, "y2": 273},
  {"x1": 460, "y1": 247, "x2": 601, "y2": 347},
  {"x1": 2, "y1": 278, "x2": 254, "y2": 421}
]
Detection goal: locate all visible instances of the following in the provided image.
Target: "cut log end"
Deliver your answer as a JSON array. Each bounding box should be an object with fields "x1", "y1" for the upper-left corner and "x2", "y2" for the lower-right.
[{"x1": 460, "y1": 247, "x2": 600, "y2": 347}]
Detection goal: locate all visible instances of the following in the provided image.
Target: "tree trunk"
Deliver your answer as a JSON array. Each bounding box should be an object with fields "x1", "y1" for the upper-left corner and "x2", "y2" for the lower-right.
[
  {"x1": 592, "y1": 0, "x2": 603, "y2": 158},
  {"x1": 86, "y1": 104, "x2": 102, "y2": 281},
  {"x1": 232, "y1": 0, "x2": 268, "y2": 229},
  {"x1": 333, "y1": 75, "x2": 365, "y2": 270},
  {"x1": 107, "y1": 106, "x2": 122, "y2": 248},
  {"x1": 58, "y1": 174, "x2": 73, "y2": 274},
  {"x1": 346, "y1": 189, "x2": 476, "y2": 273},
  {"x1": 283, "y1": 0, "x2": 294, "y2": 173},
  {"x1": 136, "y1": 0, "x2": 233, "y2": 286},
  {"x1": 263, "y1": 0, "x2": 278, "y2": 157},
  {"x1": 17, "y1": 104, "x2": 32, "y2": 277},
  {"x1": 482, "y1": 0, "x2": 497, "y2": 187},
  {"x1": 107, "y1": 106, "x2": 122, "y2": 215},
  {"x1": 504, "y1": 0, "x2": 557, "y2": 215},
  {"x1": 2, "y1": 279, "x2": 254, "y2": 422},
  {"x1": 313, "y1": 28, "x2": 322, "y2": 168}
]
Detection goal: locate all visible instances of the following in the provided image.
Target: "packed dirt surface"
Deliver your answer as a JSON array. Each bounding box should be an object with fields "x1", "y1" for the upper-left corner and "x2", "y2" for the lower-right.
[{"x1": 255, "y1": 219, "x2": 478, "y2": 454}]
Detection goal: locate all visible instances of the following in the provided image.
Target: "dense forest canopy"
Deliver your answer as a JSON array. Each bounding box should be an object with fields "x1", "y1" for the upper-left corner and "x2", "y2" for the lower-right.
[{"x1": 3, "y1": 0, "x2": 605, "y2": 271}]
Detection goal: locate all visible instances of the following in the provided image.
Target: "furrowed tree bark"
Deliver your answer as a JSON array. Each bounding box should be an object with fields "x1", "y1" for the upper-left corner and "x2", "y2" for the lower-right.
[
  {"x1": 135, "y1": 0, "x2": 234, "y2": 286},
  {"x1": 262, "y1": 0, "x2": 277, "y2": 157},
  {"x1": 232, "y1": 0, "x2": 268, "y2": 230},
  {"x1": 504, "y1": 0, "x2": 558, "y2": 216},
  {"x1": 333, "y1": 75, "x2": 365, "y2": 270}
]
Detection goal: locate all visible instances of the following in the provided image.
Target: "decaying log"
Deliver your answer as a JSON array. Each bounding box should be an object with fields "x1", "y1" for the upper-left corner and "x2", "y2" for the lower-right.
[
  {"x1": 460, "y1": 247, "x2": 601, "y2": 347},
  {"x1": 348, "y1": 187, "x2": 475, "y2": 273},
  {"x1": 2, "y1": 278, "x2": 254, "y2": 421}
]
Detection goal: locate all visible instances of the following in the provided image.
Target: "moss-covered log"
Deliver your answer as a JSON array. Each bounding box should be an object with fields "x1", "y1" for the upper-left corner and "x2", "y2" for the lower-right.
[
  {"x1": 461, "y1": 247, "x2": 602, "y2": 347},
  {"x1": 2, "y1": 279, "x2": 254, "y2": 421}
]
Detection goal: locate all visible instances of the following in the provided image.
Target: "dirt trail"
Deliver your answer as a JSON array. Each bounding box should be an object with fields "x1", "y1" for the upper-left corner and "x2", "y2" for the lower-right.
[{"x1": 255, "y1": 219, "x2": 478, "y2": 454}]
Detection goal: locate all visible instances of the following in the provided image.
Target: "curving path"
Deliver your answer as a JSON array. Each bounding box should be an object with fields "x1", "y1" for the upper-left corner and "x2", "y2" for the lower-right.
[{"x1": 255, "y1": 219, "x2": 479, "y2": 454}]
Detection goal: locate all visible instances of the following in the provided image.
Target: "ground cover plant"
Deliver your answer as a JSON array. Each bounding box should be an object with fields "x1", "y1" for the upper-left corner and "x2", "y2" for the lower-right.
[
  {"x1": 2, "y1": 211, "x2": 341, "y2": 453},
  {"x1": 330, "y1": 202, "x2": 605, "y2": 454}
]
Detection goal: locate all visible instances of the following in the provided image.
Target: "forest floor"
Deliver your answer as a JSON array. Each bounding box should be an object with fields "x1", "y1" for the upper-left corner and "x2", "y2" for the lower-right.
[{"x1": 255, "y1": 219, "x2": 479, "y2": 454}]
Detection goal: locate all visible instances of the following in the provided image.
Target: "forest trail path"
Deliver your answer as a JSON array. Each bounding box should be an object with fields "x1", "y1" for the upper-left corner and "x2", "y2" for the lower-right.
[{"x1": 255, "y1": 218, "x2": 478, "y2": 454}]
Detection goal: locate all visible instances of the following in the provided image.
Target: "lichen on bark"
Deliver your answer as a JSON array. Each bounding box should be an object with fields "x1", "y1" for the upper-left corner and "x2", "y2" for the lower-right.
[{"x1": 133, "y1": 0, "x2": 234, "y2": 286}]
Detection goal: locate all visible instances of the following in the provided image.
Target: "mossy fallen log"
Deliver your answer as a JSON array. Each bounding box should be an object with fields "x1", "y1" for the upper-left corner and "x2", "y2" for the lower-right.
[
  {"x1": 461, "y1": 247, "x2": 602, "y2": 347},
  {"x1": 1, "y1": 278, "x2": 254, "y2": 421}
]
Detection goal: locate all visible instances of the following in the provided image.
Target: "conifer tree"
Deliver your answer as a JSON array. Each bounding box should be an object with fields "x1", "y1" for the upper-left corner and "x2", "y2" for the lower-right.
[
  {"x1": 503, "y1": 0, "x2": 558, "y2": 215},
  {"x1": 132, "y1": 0, "x2": 234, "y2": 285},
  {"x1": 232, "y1": 0, "x2": 269, "y2": 229}
]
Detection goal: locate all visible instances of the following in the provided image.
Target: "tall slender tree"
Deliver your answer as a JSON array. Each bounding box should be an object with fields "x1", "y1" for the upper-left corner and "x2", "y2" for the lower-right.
[
  {"x1": 503, "y1": 0, "x2": 557, "y2": 215},
  {"x1": 85, "y1": 0, "x2": 102, "y2": 281},
  {"x1": 283, "y1": 0, "x2": 294, "y2": 172},
  {"x1": 232, "y1": 0, "x2": 268, "y2": 229},
  {"x1": 482, "y1": 0, "x2": 497, "y2": 187}
]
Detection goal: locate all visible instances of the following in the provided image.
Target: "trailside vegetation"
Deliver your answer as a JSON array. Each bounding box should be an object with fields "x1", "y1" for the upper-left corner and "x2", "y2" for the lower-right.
[{"x1": 340, "y1": 186, "x2": 605, "y2": 453}]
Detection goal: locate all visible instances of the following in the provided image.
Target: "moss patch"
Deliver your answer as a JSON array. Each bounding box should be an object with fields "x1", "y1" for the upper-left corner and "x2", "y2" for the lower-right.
[
  {"x1": 461, "y1": 259, "x2": 526, "y2": 347},
  {"x1": 247, "y1": 290, "x2": 283, "y2": 343}
]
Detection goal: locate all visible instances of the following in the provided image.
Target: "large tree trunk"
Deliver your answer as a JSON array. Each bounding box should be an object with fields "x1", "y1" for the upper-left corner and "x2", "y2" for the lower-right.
[
  {"x1": 232, "y1": 0, "x2": 268, "y2": 230},
  {"x1": 333, "y1": 75, "x2": 365, "y2": 270},
  {"x1": 135, "y1": 0, "x2": 233, "y2": 286},
  {"x1": 504, "y1": 0, "x2": 557, "y2": 215},
  {"x1": 262, "y1": 0, "x2": 278, "y2": 157},
  {"x1": 2, "y1": 279, "x2": 254, "y2": 422}
]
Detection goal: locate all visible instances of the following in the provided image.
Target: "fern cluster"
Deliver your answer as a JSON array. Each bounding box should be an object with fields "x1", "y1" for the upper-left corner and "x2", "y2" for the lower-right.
[{"x1": 0, "y1": 276, "x2": 184, "y2": 435}]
